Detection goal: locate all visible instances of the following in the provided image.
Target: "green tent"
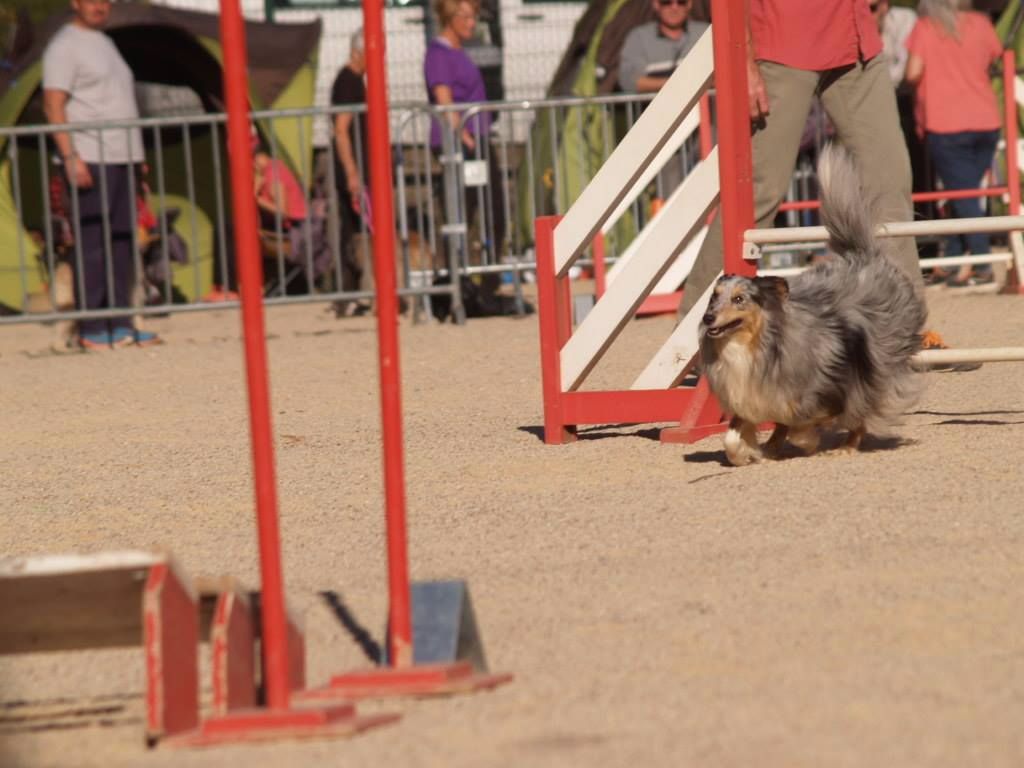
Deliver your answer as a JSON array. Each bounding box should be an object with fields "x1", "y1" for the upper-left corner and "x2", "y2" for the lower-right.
[
  {"x1": 513, "y1": 0, "x2": 717, "y2": 252},
  {"x1": 0, "y1": 5, "x2": 320, "y2": 312},
  {"x1": 514, "y1": 0, "x2": 650, "y2": 254}
]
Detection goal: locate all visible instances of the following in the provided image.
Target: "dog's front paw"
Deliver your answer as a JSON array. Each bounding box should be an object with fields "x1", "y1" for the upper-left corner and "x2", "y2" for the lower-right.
[
  {"x1": 726, "y1": 448, "x2": 763, "y2": 466},
  {"x1": 724, "y1": 426, "x2": 763, "y2": 466}
]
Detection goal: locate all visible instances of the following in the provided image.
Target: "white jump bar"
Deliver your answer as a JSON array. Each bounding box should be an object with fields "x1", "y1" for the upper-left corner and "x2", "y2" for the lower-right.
[
  {"x1": 915, "y1": 347, "x2": 1024, "y2": 365},
  {"x1": 746, "y1": 215, "x2": 1024, "y2": 252},
  {"x1": 760, "y1": 253, "x2": 1013, "y2": 277},
  {"x1": 919, "y1": 254, "x2": 1013, "y2": 268}
]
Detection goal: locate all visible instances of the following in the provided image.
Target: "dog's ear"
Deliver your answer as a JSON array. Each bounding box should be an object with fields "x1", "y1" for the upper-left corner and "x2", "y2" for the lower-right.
[{"x1": 754, "y1": 276, "x2": 789, "y2": 302}]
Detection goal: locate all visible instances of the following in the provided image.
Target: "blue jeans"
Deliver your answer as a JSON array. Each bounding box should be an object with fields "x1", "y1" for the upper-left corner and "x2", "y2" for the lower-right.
[
  {"x1": 926, "y1": 130, "x2": 1000, "y2": 267},
  {"x1": 68, "y1": 163, "x2": 138, "y2": 336}
]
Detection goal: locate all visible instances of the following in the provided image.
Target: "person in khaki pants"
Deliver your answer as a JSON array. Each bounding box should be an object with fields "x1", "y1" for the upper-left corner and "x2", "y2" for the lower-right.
[{"x1": 680, "y1": 0, "x2": 922, "y2": 318}]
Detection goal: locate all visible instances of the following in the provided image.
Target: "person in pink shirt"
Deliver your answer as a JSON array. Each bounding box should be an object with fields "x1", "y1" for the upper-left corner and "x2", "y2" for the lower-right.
[
  {"x1": 253, "y1": 144, "x2": 333, "y2": 286},
  {"x1": 906, "y1": 0, "x2": 1002, "y2": 288},
  {"x1": 254, "y1": 145, "x2": 308, "y2": 225},
  {"x1": 680, "y1": 0, "x2": 922, "y2": 318}
]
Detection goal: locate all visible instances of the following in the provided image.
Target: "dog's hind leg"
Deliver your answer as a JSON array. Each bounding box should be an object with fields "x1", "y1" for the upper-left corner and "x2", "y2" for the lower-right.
[
  {"x1": 724, "y1": 417, "x2": 763, "y2": 467},
  {"x1": 788, "y1": 425, "x2": 821, "y2": 456},
  {"x1": 842, "y1": 426, "x2": 866, "y2": 452}
]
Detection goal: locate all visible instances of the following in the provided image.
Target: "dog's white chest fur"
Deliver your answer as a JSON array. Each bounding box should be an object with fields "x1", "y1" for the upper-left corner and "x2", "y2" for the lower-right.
[{"x1": 708, "y1": 340, "x2": 787, "y2": 423}]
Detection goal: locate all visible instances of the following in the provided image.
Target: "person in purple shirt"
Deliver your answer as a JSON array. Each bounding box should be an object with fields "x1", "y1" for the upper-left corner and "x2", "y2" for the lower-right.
[{"x1": 424, "y1": 0, "x2": 505, "y2": 261}]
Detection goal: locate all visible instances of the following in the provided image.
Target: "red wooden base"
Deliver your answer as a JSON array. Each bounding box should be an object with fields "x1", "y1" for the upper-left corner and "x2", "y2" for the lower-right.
[
  {"x1": 299, "y1": 662, "x2": 513, "y2": 700},
  {"x1": 659, "y1": 421, "x2": 729, "y2": 443},
  {"x1": 208, "y1": 589, "x2": 306, "y2": 716},
  {"x1": 143, "y1": 562, "x2": 199, "y2": 743},
  {"x1": 210, "y1": 591, "x2": 256, "y2": 716},
  {"x1": 659, "y1": 377, "x2": 727, "y2": 444},
  {"x1": 635, "y1": 291, "x2": 683, "y2": 317},
  {"x1": 536, "y1": 214, "x2": 732, "y2": 447},
  {"x1": 165, "y1": 705, "x2": 399, "y2": 747}
]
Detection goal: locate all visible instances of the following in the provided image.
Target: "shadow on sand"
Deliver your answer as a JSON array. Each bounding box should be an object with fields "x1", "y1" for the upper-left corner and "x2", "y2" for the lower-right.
[
  {"x1": 684, "y1": 431, "x2": 915, "y2": 471},
  {"x1": 517, "y1": 425, "x2": 664, "y2": 443}
]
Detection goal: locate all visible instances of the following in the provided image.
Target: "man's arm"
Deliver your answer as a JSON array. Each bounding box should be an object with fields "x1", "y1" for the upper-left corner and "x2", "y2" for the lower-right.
[
  {"x1": 634, "y1": 74, "x2": 671, "y2": 94},
  {"x1": 333, "y1": 112, "x2": 363, "y2": 213},
  {"x1": 42, "y1": 88, "x2": 92, "y2": 188}
]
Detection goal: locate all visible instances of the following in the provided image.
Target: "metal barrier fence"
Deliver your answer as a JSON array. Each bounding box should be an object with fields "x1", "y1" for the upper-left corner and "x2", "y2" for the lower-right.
[
  {"x1": 0, "y1": 106, "x2": 455, "y2": 329},
  {"x1": 1, "y1": 92, "x2": 707, "y2": 331},
  {"x1": 2, "y1": 87, "x2": 976, "y2": 333}
]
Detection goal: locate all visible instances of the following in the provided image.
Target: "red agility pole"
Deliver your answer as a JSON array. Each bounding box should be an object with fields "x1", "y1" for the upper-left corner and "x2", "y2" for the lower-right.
[
  {"x1": 712, "y1": 0, "x2": 755, "y2": 279},
  {"x1": 1001, "y1": 49, "x2": 1024, "y2": 294},
  {"x1": 218, "y1": 0, "x2": 291, "y2": 710},
  {"x1": 1003, "y1": 50, "x2": 1021, "y2": 218},
  {"x1": 362, "y1": 0, "x2": 413, "y2": 668},
  {"x1": 316, "y1": 0, "x2": 510, "y2": 699},
  {"x1": 167, "y1": 1, "x2": 400, "y2": 745},
  {"x1": 535, "y1": 0, "x2": 749, "y2": 444}
]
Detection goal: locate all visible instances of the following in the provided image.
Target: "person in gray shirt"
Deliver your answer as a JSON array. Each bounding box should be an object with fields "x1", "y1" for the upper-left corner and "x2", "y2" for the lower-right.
[
  {"x1": 618, "y1": 0, "x2": 708, "y2": 198},
  {"x1": 618, "y1": 0, "x2": 709, "y2": 94},
  {"x1": 42, "y1": 0, "x2": 160, "y2": 350}
]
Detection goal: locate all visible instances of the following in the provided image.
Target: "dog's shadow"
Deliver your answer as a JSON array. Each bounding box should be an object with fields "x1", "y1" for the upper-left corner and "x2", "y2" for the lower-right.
[
  {"x1": 684, "y1": 431, "x2": 914, "y2": 469},
  {"x1": 518, "y1": 425, "x2": 664, "y2": 443},
  {"x1": 913, "y1": 408, "x2": 1024, "y2": 427}
]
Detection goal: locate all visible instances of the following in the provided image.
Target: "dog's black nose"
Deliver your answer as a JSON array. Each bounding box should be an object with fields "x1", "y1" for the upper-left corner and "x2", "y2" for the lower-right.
[{"x1": 702, "y1": 313, "x2": 714, "y2": 326}]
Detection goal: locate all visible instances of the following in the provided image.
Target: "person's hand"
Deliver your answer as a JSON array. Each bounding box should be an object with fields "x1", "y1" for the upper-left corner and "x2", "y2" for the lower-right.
[
  {"x1": 347, "y1": 177, "x2": 362, "y2": 214},
  {"x1": 747, "y1": 58, "x2": 769, "y2": 121},
  {"x1": 461, "y1": 128, "x2": 477, "y2": 152},
  {"x1": 66, "y1": 155, "x2": 92, "y2": 188}
]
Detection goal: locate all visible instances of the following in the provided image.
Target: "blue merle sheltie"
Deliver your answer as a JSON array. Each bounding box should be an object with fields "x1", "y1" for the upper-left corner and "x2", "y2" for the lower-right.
[{"x1": 699, "y1": 144, "x2": 926, "y2": 466}]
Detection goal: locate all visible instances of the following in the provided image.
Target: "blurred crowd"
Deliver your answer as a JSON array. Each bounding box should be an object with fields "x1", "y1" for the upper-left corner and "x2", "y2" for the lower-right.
[{"x1": 31, "y1": 0, "x2": 1017, "y2": 351}]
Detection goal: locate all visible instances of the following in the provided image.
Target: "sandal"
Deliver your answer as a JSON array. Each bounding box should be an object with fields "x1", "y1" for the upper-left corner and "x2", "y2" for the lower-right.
[{"x1": 946, "y1": 271, "x2": 994, "y2": 288}]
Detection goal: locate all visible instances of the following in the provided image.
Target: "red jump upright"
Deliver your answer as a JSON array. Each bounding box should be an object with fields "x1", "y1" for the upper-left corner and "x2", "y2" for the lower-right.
[
  {"x1": 536, "y1": 0, "x2": 752, "y2": 445},
  {"x1": 1001, "y1": 49, "x2": 1024, "y2": 294},
  {"x1": 170, "y1": 0, "x2": 399, "y2": 745},
  {"x1": 313, "y1": 0, "x2": 512, "y2": 699}
]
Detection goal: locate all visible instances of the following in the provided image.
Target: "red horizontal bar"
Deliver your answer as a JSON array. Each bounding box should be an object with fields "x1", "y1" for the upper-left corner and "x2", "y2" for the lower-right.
[
  {"x1": 635, "y1": 291, "x2": 683, "y2": 316},
  {"x1": 778, "y1": 186, "x2": 1008, "y2": 213},
  {"x1": 200, "y1": 704, "x2": 357, "y2": 734},
  {"x1": 561, "y1": 389, "x2": 694, "y2": 425},
  {"x1": 911, "y1": 187, "x2": 1007, "y2": 203},
  {"x1": 329, "y1": 662, "x2": 473, "y2": 688}
]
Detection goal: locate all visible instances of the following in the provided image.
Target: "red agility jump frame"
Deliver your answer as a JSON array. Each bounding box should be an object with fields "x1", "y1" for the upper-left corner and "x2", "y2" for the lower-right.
[
  {"x1": 172, "y1": 0, "x2": 508, "y2": 746},
  {"x1": 537, "y1": 0, "x2": 753, "y2": 444},
  {"x1": 539, "y1": 6, "x2": 1024, "y2": 446}
]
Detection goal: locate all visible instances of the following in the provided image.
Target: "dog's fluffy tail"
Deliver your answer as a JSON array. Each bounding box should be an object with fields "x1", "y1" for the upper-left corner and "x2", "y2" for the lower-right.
[{"x1": 817, "y1": 143, "x2": 878, "y2": 265}]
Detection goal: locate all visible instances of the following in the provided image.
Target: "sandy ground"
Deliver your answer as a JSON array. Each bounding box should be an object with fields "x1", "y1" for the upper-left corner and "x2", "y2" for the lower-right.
[{"x1": 1, "y1": 286, "x2": 1023, "y2": 767}]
